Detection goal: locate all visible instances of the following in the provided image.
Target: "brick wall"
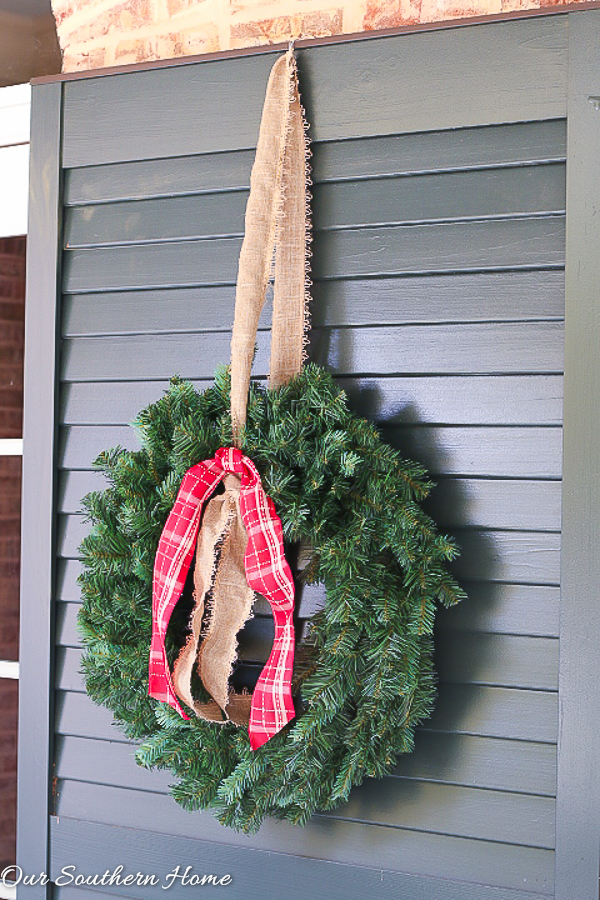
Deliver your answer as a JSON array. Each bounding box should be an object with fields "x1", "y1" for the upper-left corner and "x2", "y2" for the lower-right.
[
  {"x1": 0, "y1": 679, "x2": 18, "y2": 872},
  {"x1": 0, "y1": 235, "x2": 24, "y2": 871},
  {"x1": 51, "y1": 0, "x2": 588, "y2": 73},
  {"x1": 0, "y1": 237, "x2": 25, "y2": 441},
  {"x1": 0, "y1": 457, "x2": 21, "y2": 663}
]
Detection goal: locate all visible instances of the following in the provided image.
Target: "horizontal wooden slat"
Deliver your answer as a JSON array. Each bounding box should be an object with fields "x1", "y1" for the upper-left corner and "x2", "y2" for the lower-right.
[
  {"x1": 450, "y1": 529, "x2": 560, "y2": 585},
  {"x1": 394, "y1": 731, "x2": 556, "y2": 795},
  {"x1": 61, "y1": 271, "x2": 565, "y2": 336},
  {"x1": 59, "y1": 508, "x2": 560, "y2": 583},
  {"x1": 55, "y1": 681, "x2": 557, "y2": 745},
  {"x1": 436, "y1": 633, "x2": 558, "y2": 690},
  {"x1": 54, "y1": 730, "x2": 556, "y2": 798},
  {"x1": 56, "y1": 647, "x2": 85, "y2": 693},
  {"x1": 311, "y1": 118, "x2": 566, "y2": 181},
  {"x1": 55, "y1": 621, "x2": 558, "y2": 695},
  {"x1": 424, "y1": 684, "x2": 557, "y2": 744},
  {"x1": 63, "y1": 164, "x2": 565, "y2": 248},
  {"x1": 61, "y1": 17, "x2": 568, "y2": 167},
  {"x1": 52, "y1": 889, "x2": 126, "y2": 900},
  {"x1": 426, "y1": 478, "x2": 561, "y2": 530},
  {"x1": 313, "y1": 217, "x2": 565, "y2": 280},
  {"x1": 56, "y1": 603, "x2": 81, "y2": 647},
  {"x1": 63, "y1": 120, "x2": 566, "y2": 207},
  {"x1": 58, "y1": 470, "x2": 561, "y2": 531},
  {"x1": 381, "y1": 425, "x2": 563, "y2": 479},
  {"x1": 60, "y1": 323, "x2": 564, "y2": 383},
  {"x1": 56, "y1": 559, "x2": 84, "y2": 604},
  {"x1": 52, "y1": 773, "x2": 554, "y2": 851},
  {"x1": 58, "y1": 424, "x2": 563, "y2": 479},
  {"x1": 436, "y1": 583, "x2": 559, "y2": 638},
  {"x1": 59, "y1": 375, "x2": 563, "y2": 428},
  {"x1": 62, "y1": 218, "x2": 565, "y2": 293},
  {"x1": 56, "y1": 567, "x2": 559, "y2": 641},
  {"x1": 50, "y1": 814, "x2": 555, "y2": 898}
]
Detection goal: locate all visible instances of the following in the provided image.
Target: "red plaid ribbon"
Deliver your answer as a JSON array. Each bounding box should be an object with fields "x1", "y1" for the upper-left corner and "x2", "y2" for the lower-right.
[{"x1": 148, "y1": 446, "x2": 295, "y2": 750}]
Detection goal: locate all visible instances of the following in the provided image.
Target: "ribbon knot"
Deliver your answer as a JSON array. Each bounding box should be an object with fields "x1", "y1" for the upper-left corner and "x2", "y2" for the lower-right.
[
  {"x1": 149, "y1": 448, "x2": 296, "y2": 750},
  {"x1": 215, "y1": 446, "x2": 245, "y2": 474}
]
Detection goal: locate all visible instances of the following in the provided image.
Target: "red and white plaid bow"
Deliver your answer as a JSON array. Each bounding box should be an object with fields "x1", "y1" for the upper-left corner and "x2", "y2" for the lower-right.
[{"x1": 148, "y1": 446, "x2": 295, "y2": 750}]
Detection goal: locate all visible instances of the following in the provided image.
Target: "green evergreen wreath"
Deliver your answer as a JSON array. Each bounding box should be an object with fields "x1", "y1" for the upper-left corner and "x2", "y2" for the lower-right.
[{"x1": 78, "y1": 364, "x2": 465, "y2": 833}]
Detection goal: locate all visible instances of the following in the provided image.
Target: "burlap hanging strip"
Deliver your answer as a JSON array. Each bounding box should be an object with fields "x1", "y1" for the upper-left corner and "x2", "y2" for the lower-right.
[
  {"x1": 230, "y1": 47, "x2": 310, "y2": 443},
  {"x1": 172, "y1": 49, "x2": 308, "y2": 731}
]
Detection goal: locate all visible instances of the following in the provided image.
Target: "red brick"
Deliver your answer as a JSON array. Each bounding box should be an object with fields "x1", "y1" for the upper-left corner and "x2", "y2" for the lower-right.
[
  {"x1": 363, "y1": 0, "x2": 422, "y2": 28},
  {"x1": 0, "y1": 255, "x2": 25, "y2": 277},
  {"x1": 0, "y1": 300, "x2": 25, "y2": 323},
  {"x1": 231, "y1": 9, "x2": 343, "y2": 47},
  {"x1": 66, "y1": 0, "x2": 152, "y2": 45},
  {"x1": 0, "y1": 238, "x2": 25, "y2": 255}
]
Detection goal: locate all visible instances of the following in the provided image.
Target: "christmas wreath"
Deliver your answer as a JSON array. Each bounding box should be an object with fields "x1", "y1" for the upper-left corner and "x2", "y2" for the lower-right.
[{"x1": 77, "y1": 49, "x2": 465, "y2": 833}]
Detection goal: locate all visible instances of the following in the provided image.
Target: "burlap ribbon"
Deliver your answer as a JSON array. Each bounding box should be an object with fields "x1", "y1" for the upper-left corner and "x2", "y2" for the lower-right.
[
  {"x1": 172, "y1": 474, "x2": 254, "y2": 727},
  {"x1": 231, "y1": 46, "x2": 310, "y2": 439},
  {"x1": 151, "y1": 48, "x2": 310, "y2": 746}
]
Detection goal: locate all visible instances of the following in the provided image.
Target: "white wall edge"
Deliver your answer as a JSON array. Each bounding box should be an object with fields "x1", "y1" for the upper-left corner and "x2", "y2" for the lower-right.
[
  {"x1": 0, "y1": 661, "x2": 19, "y2": 679},
  {"x1": 0, "y1": 882, "x2": 17, "y2": 900},
  {"x1": 0, "y1": 82, "x2": 31, "y2": 147},
  {"x1": 0, "y1": 144, "x2": 29, "y2": 237},
  {"x1": 0, "y1": 440, "x2": 23, "y2": 456}
]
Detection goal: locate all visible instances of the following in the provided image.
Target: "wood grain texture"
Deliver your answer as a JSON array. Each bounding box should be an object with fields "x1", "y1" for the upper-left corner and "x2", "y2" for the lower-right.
[
  {"x1": 555, "y1": 12, "x2": 600, "y2": 899},
  {"x1": 435, "y1": 583, "x2": 559, "y2": 638},
  {"x1": 49, "y1": 816, "x2": 555, "y2": 899},
  {"x1": 424, "y1": 684, "x2": 558, "y2": 744},
  {"x1": 449, "y1": 529, "x2": 560, "y2": 585},
  {"x1": 54, "y1": 731, "x2": 557, "y2": 797},
  {"x1": 58, "y1": 374, "x2": 564, "y2": 428},
  {"x1": 61, "y1": 271, "x2": 565, "y2": 336},
  {"x1": 63, "y1": 119, "x2": 566, "y2": 207},
  {"x1": 17, "y1": 81, "x2": 62, "y2": 900},
  {"x1": 59, "y1": 322, "x2": 564, "y2": 383},
  {"x1": 55, "y1": 682, "x2": 557, "y2": 745},
  {"x1": 381, "y1": 425, "x2": 563, "y2": 479},
  {"x1": 57, "y1": 423, "x2": 563, "y2": 479},
  {"x1": 61, "y1": 218, "x2": 565, "y2": 294},
  {"x1": 63, "y1": 164, "x2": 565, "y2": 248},
  {"x1": 52, "y1": 773, "x2": 554, "y2": 850}
]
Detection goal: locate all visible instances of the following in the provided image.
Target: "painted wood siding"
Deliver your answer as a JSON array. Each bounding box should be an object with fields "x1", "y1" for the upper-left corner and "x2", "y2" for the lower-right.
[{"x1": 43, "y1": 16, "x2": 568, "y2": 900}]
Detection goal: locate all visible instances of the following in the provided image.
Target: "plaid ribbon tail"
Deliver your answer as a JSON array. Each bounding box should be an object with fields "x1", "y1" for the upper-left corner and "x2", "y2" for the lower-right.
[
  {"x1": 148, "y1": 461, "x2": 223, "y2": 718},
  {"x1": 238, "y1": 460, "x2": 296, "y2": 750}
]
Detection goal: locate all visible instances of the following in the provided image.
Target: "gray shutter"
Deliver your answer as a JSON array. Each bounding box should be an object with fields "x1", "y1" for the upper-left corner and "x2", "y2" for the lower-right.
[{"x1": 18, "y1": 11, "x2": 600, "y2": 900}]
